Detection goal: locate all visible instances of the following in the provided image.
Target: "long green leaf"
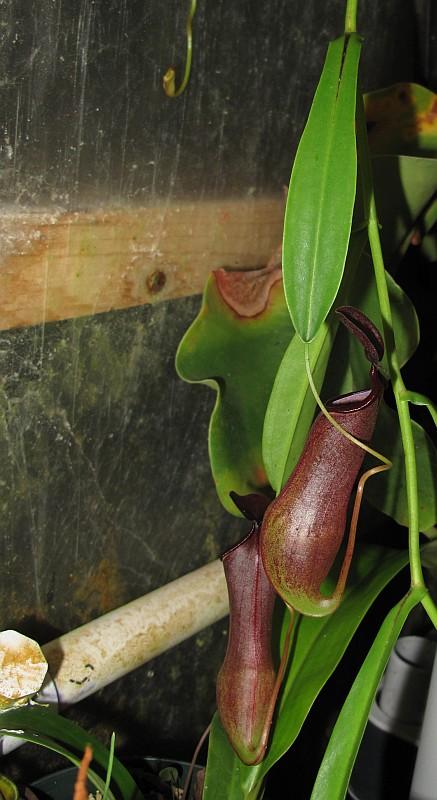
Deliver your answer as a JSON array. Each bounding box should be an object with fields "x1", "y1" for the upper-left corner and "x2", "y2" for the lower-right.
[
  {"x1": 264, "y1": 247, "x2": 418, "y2": 496},
  {"x1": 262, "y1": 320, "x2": 333, "y2": 494},
  {"x1": 253, "y1": 546, "x2": 409, "y2": 783},
  {"x1": 263, "y1": 230, "x2": 367, "y2": 494},
  {"x1": 0, "y1": 729, "x2": 113, "y2": 800},
  {"x1": 310, "y1": 587, "x2": 425, "y2": 800},
  {"x1": 0, "y1": 706, "x2": 141, "y2": 800},
  {"x1": 202, "y1": 716, "x2": 264, "y2": 800},
  {"x1": 203, "y1": 544, "x2": 410, "y2": 799},
  {"x1": 283, "y1": 34, "x2": 362, "y2": 342},
  {"x1": 176, "y1": 91, "x2": 434, "y2": 518}
]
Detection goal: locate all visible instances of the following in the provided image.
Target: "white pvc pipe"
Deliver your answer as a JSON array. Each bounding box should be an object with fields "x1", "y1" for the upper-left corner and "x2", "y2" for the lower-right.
[
  {"x1": 369, "y1": 636, "x2": 436, "y2": 745},
  {"x1": 410, "y1": 647, "x2": 437, "y2": 800},
  {"x1": 0, "y1": 559, "x2": 228, "y2": 754}
]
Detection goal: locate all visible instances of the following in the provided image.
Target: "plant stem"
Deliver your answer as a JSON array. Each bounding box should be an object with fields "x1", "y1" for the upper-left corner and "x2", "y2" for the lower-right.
[
  {"x1": 355, "y1": 95, "x2": 432, "y2": 598},
  {"x1": 422, "y1": 592, "x2": 437, "y2": 628},
  {"x1": 344, "y1": 0, "x2": 358, "y2": 33},
  {"x1": 163, "y1": 0, "x2": 197, "y2": 97}
]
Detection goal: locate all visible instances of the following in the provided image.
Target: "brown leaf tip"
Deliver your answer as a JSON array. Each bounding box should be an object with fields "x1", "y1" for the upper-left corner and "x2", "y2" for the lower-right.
[{"x1": 215, "y1": 263, "x2": 282, "y2": 318}]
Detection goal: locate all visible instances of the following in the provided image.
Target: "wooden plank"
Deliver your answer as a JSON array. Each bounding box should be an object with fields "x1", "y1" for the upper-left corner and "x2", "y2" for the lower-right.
[{"x1": 0, "y1": 197, "x2": 285, "y2": 331}]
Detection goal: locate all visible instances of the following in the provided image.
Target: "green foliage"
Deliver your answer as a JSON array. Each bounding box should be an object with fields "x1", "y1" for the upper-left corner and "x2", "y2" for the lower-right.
[
  {"x1": 0, "y1": 774, "x2": 18, "y2": 800},
  {"x1": 262, "y1": 318, "x2": 334, "y2": 494},
  {"x1": 372, "y1": 155, "x2": 437, "y2": 262},
  {"x1": 177, "y1": 138, "x2": 436, "y2": 515},
  {"x1": 369, "y1": 403, "x2": 437, "y2": 530},
  {"x1": 282, "y1": 34, "x2": 362, "y2": 342},
  {"x1": 310, "y1": 587, "x2": 425, "y2": 800},
  {"x1": 178, "y1": 257, "x2": 436, "y2": 531},
  {"x1": 203, "y1": 545, "x2": 411, "y2": 799},
  {"x1": 0, "y1": 706, "x2": 141, "y2": 800},
  {"x1": 321, "y1": 259, "x2": 437, "y2": 530},
  {"x1": 264, "y1": 250, "x2": 423, "y2": 497},
  {"x1": 190, "y1": 65, "x2": 437, "y2": 800},
  {"x1": 176, "y1": 270, "x2": 292, "y2": 513},
  {"x1": 364, "y1": 82, "x2": 437, "y2": 157}
]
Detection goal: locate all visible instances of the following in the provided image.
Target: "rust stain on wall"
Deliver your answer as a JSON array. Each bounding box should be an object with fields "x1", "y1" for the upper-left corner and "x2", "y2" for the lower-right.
[{"x1": 70, "y1": 556, "x2": 127, "y2": 622}]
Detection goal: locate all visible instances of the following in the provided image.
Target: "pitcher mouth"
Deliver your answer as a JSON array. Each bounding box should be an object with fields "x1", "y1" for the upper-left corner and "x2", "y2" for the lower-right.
[
  {"x1": 326, "y1": 363, "x2": 384, "y2": 414},
  {"x1": 327, "y1": 387, "x2": 374, "y2": 414}
]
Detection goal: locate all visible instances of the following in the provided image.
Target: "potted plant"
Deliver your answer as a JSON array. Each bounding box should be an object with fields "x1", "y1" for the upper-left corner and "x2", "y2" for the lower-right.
[
  {"x1": 1, "y1": 0, "x2": 437, "y2": 798},
  {"x1": 175, "y1": 1, "x2": 437, "y2": 797}
]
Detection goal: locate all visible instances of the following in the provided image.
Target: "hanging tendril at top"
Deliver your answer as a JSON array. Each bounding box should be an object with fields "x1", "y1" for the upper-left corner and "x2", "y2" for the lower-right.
[{"x1": 163, "y1": 0, "x2": 197, "y2": 98}]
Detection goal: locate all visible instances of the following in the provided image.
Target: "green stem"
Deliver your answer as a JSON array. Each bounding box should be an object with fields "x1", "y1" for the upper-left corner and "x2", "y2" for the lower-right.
[
  {"x1": 344, "y1": 0, "x2": 358, "y2": 33},
  {"x1": 422, "y1": 592, "x2": 437, "y2": 629},
  {"x1": 163, "y1": 0, "x2": 197, "y2": 97},
  {"x1": 356, "y1": 95, "x2": 429, "y2": 595}
]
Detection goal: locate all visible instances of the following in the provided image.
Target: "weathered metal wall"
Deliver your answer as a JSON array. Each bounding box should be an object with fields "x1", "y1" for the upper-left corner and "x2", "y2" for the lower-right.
[
  {"x1": 0, "y1": 297, "x2": 243, "y2": 776},
  {"x1": 0, "y1": 0, "x2": 435, "y2": 783},
  {"x1": 0, "y1": 0, "x2": 433, "y2": 207}
]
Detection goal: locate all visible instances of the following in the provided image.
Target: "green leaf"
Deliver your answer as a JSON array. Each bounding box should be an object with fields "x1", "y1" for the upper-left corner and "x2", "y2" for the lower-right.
[
  {"x1": 0, "y1": 706, "x2": 141, "y2": 800},
  {"x1": 421, "y1": 226, "x2": 437, "y2": 262},
  {"x1": 310, "y1": 587, "x2": 425, "y2": 800},
  {"x1": 350, "y1": 256, "x2": 419, "y2": 374},
  {"x1": 176, "y1": 270, "x2": 292, "y2": 513},
  {"x1": 318, "y1": 260, "x2": 437, "y2": 530},
  {"x1": 0, "y1": 774, "x2": 19, "y2": 800},
  {"x1": 263, "y1": 230, "x2": 367, "y2": 493},
  {"x1": 176, "y1": 174, "x2": 424, "y2": 515},
  {"x1": 365, "y1": 83, "x2": 437, "y2": 157},
  {"x1": 203, "y1": 544, "x2": 410, "y2": 798},
  {"x1": 266, "y1": 250, "x2": 419, "y2": 496},
  {"x1": 104, "y1": 732, "x2": 117, "y2": 800},
  {"x1": 262, "y1": 321, "x2": 333, "y2": 494},
  {"x1": 202, "y1": 715, "x2": 264, "y2": 800},
  {"x1": 283, "y1": 34, "x2": 362, "y2": 342},
  {"x1": 321, "y1": 255, "x2": 420, "y2": 401},
  {"x1": 254, "y1": 545, "x2": 409, "y2": 784},
  {"x1": 373, "y1": 155, "x2": 437, "y2": 262},
  {"x1": 0, "y1": 730, "x2": 113, "y2": 799},
  {"x1": 368, "y1": 402, "x2": 437, "y2": 531}
]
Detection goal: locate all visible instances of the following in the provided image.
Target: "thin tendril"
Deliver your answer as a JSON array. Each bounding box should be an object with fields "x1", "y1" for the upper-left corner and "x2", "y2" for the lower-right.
[
  {"x1": 304, "y1": 343, "x2": 391, "y2": 467},
  {"x1": 256, "y1": 609, "x2": 295, "y2": 758},
  {"x1": 182, "y1": 721, "x2": 211, "y2": 800},
  {"x1": 163, "y1": 0, "x2": 197, "y2": 98},
  {"x1": 334, "y1": 463, "x2": 390, "y2": 601}
]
